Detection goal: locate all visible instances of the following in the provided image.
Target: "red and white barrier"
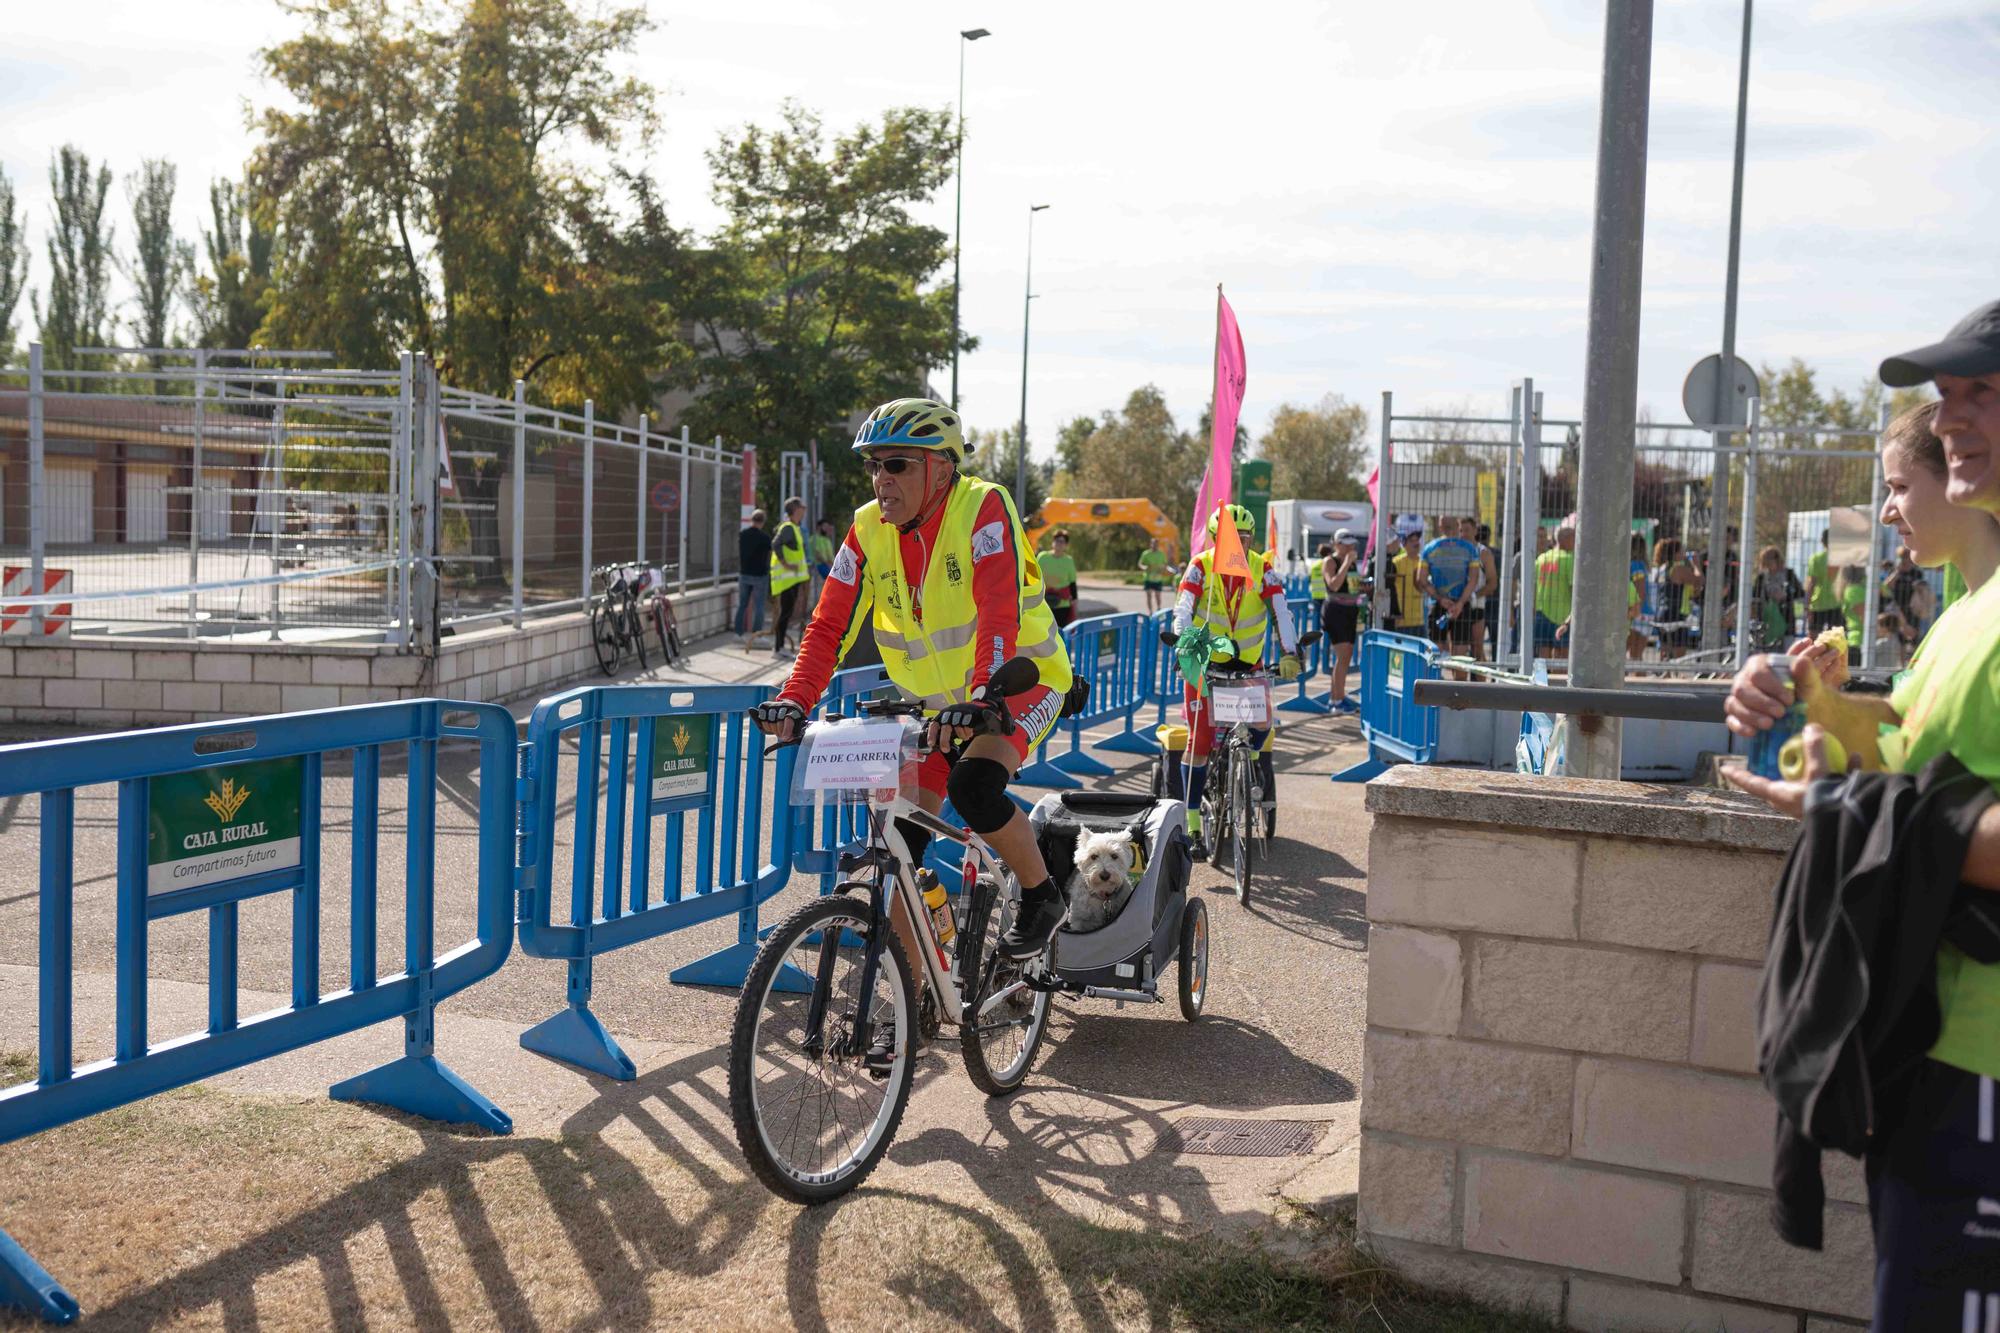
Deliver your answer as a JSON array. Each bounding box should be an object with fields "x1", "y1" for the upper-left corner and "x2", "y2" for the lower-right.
[{"x1": 2, "y1": 568, "x2": 74, "y2": 639}]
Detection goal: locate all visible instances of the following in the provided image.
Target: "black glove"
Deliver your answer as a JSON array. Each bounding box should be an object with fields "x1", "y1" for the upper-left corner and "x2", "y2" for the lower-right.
[
  {"x1": 752, "y1": 698, "x2": 806, "y2": 738},
  {"x1": 933, "y1": 692, "x2": 1011, "y2": 736},
  {"x1": 1060, "y1": 676, "x2": 1091, "y2": 718}
]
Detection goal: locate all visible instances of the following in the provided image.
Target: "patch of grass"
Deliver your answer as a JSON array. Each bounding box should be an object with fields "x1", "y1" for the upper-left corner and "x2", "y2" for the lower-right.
[
  {"x1": 1047, "y1": 1202, "x2": 1555, "y2": 1332},
  {"x1": 0, "y1": 1050, "x2": 31, "y2": 1087}
]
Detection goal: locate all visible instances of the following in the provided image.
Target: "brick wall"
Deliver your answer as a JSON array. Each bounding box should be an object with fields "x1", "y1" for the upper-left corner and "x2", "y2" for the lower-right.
[
  {"x1": 0, "y1": 585, "x2": 733, "y2": 729},
  {"x1": 1358, "y1": 766, "x2": 1872, "y2": 1331}
]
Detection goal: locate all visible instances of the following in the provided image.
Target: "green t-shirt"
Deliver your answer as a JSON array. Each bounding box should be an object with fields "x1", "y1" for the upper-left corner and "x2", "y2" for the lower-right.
[
  {"x1": 809, "y1": 533, "x2": 835, "y2": 565},
  {"x1": 1039, "y1": 552, "x2": 1078, "y2": 607},
  {"x1": 1138, "y1": 549, "x2": 1169, "y2": 584},
  {"x1": 1535, "y1": 548, "x2": 1575, "y2": 625},
  {"x1": 1943, "y1": 562, "x2": 1969, "y2": 613},
  {"x1": 1840, "y1": 581, "x2": 1866, "y2": 644},
  {"x1": 1881, "y1": 576, "x2": 2000, "y2": 1081},
  {"x1": 1806, "y1": 549, "x2": 1837, "y2": 611}
]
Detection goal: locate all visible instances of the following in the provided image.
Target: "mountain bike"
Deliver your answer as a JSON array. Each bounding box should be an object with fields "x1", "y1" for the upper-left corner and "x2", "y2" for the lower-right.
[
  {"x1": 1201, "y1": 660, "x2": 1274, "y2": 907},
  {"x1": 729, "y1": 657, "x2": 1053, "y2": 1202},
  {"x1": 589, "y1": 563, "x2": 650, "y2": 676},
  {"x1": 630, "y1": 565, "x2": 685, "y2": 668}
]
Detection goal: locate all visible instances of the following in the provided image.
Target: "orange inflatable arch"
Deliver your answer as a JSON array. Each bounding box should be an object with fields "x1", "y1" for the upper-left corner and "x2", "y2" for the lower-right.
[{"x1": 1023, "y1": 498, "x2": 1180, "y2": 564}]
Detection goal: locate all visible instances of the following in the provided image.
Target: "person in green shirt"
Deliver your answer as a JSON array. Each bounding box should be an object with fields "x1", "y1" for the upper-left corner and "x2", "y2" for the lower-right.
[
  {"x1": 1040, "y1": 530, "x2": 1079, "y2": 628},
  {"x1": 1137, "y1": 537, "x2": 1170, "y2": 614},
  {"x1": 1835, "y1": 561, "x2": 1868, "y2": 663},
  {"x1": 808, "y1": 518, "x2": 836, "y2": 606},
  {"x1": 1725, "y1": 307, "x2": 2000, "y2": 1322},
  {"x1": 1534, "y1": 520, "x2": 1576, "y2": 660},
  {"x1": 1803, "y1": 528, "x2": 1841, "y2": 636}
]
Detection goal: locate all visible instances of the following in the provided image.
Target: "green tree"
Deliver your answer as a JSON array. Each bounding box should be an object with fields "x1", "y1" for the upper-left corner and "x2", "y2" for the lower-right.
[
  {"x1": 0, "y1": 167, "x2": 27, "y2": 364},
  {"x1": 193, "y1": 178, "x2": 275, "y2": 350},
  {"x1": 1257, "y1": 393, "x2": 1370, "y2": 501},
  {"x1": 123, "y1": 158, "x2": 194, "y2": 370},
  {"x1": 252, "y1": 0, "x2": 660, "y2": 406},
  {"x1": 965, "y1": 426, "x2": 1048, "y2": 518},
  {"x1": 1072, "y1": 386, "x2": 1206, "y2": 536},
  {"x1": 32, "y1": 145, "x2": 115, "y2": 381},
  {"x1": 1053, "y1": 413, "x2": 1094, "y2": 480},
  {"x1": 669, "y1": 101, "x2": 966, "y2": 510}
]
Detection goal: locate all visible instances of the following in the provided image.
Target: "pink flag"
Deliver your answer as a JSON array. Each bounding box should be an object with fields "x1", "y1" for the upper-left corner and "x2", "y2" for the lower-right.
[{"x1": 1191, "y1": 288, "x2": 1247, "y2": 558}]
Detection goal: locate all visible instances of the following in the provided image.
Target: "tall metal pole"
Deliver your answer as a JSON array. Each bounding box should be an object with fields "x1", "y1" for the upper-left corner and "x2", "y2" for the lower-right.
[
  {"x1": 512, "y1": 380, "x2": 525, "y2": 630},
  {"x1": 1568, "y1": 0, "x2": 1655, "y2": 780},
  {"x1": 950, "y1": 28, "x2": 989, "y2": 411},
  {"x1": 1702, "y1": 0, "x2": 1753, "y2": 653},
  {"x1": 1373, "y1": 392, "x2": 1392, "y2": 629},
  {"x1": 1015, "y1": 203, "x2": 1048, "y2": 512}
]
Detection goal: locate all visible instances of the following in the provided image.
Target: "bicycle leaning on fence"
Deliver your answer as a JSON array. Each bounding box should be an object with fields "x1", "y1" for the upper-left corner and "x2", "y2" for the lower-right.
[
  {"x1": 589, "y1": 563, "x2": 684, "y2": 675},
  {"x1": 727, "y1": 656, "x2": 1053, "y2": 1202}
]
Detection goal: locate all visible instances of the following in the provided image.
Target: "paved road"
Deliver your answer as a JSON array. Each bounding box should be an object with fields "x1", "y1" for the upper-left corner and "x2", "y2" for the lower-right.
[{"x1": 0, "y1": 591, "x2": 1375, "y2": 1272}]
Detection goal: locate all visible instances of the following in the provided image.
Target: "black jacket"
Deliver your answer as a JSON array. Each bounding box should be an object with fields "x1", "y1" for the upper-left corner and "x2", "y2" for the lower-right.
[{"x1": 1757, "y1": 755, "x2": 2000, "y2": 1249}]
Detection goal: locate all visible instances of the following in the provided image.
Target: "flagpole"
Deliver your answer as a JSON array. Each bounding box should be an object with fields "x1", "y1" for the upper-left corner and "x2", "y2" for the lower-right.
[{"x1": 1197, "y1": 283, "x2": 1223, "y2": 556}]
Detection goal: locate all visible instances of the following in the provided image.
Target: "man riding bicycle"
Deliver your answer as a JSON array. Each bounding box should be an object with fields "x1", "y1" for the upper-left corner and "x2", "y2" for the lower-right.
[
  {"x1": 1167, "y1": 502, "x2": 1302, "y2": 853},
  {"x1": 750, "y1": 398, "x2": 1075, "y2": 964}
]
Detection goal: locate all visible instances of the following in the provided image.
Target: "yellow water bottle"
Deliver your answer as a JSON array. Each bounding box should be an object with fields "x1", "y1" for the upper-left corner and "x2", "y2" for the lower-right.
[{"x1": 919, "y1": 870, "x2": 955, "y2": 947}]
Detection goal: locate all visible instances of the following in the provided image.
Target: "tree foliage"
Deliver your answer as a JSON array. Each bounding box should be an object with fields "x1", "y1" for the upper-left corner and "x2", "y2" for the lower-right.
[
  {"x1": 1067, "y1": 386, "x2": 1207, "y2": 536},
  {"x1": 251, "y1": 0, "x2": 662, "y2": 409},
  {"x1": 193, "y1": 178, "x2": 275, "y2": 351},
  {"x1": 965, "y1": 426, "x2": 1050, "y2": 518},
  {"x1": 668, "y1": 101, "x2": 966, "y2": 510},
  {"x1": 0, "y1": 168, "x2": 27, "y2": 365},
  {"x1": 32, "y1": 145, "x2": 115, "y2": 378},
  {"x1": 1257, "y1": 393, "x2": 1370, "y2": 501},
  {"x1": 123, "y1": 158, "x2": 194, "y2": 367}
]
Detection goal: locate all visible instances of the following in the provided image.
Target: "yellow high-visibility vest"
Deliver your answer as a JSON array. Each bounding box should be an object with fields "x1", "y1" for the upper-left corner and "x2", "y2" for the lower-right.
[
  {"x1": 771, "y1": 520, "x2": 810, "y2": 594},
  {"x1": 845, "y1": 477, "x2": 1073, "y2": 709},
  {"x1": 1306, "y1": 557, "x2": 1327, "y2": 602},
  {"x1": 1195, "y1": 547, "x2": 1273, "y2": 660}
]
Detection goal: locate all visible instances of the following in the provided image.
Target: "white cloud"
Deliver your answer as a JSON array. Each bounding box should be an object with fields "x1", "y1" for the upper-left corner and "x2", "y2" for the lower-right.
[{"x1": 3, "y1": 0, "x2": 1994, "y2": 471}]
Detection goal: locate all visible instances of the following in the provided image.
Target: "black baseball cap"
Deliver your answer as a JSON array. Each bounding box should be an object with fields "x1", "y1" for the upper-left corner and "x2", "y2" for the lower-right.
[{"x1": 1880, "y1": 300, "x2": 2000, "y2": 387}]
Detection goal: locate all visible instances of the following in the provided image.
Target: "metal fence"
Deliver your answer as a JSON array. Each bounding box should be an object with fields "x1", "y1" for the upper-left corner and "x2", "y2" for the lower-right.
[
  {"x1": 1374, "y1": 381, "x2": 1897, "y2": 676},
  {"x1": 0, "y1": 346, "x2": 750, "y2": 646}
]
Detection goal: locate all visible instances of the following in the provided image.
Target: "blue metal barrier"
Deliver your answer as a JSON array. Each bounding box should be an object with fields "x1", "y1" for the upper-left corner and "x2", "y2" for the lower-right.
[
  {"x1": 1267, "y1": 596, "x2": 1333, "y2": 715},
  {"x1": 0, "y1": 700, "x2": 519, "y2": 1323},
  {"x1": 1334, "y1": 629, "x2": 1442, "y2": 782},
  {"x1": 1018, "y1": 613, "x2": 1156, "y2": 787},
  {"x1": 514, "y1": 683, "x2": 800, "y2": 1081}
]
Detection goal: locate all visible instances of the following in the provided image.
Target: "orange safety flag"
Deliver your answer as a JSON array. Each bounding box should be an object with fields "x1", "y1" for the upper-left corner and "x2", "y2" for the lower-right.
[{"x1": 1209, "y1": 504, "x2": 1250, "y2": 579}]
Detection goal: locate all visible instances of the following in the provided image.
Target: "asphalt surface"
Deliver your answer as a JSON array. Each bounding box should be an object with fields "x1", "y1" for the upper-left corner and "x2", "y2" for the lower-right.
[{"x1": 0, "y1": 573, "x2": 1375, "y2": 1257}]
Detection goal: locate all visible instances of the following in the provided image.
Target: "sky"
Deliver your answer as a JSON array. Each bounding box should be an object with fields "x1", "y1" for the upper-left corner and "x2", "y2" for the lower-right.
[{"x1": 5, "y1": 0, "x2": 1999, "y2": 463}]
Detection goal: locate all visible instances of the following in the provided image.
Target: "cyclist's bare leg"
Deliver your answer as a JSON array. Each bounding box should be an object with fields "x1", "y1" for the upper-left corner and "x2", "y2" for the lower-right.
[{"x1": 949, "y1": 733, "x2": 1050, "y2": 891}]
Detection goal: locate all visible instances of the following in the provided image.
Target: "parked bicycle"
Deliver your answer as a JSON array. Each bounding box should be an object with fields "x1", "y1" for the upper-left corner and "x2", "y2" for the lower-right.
[
  {"x1": 630, "y1": 564, "x2": 685, "y2": 669},
  {"x1": 589, "y1": 563, "x2": 650, "y2": 676}
]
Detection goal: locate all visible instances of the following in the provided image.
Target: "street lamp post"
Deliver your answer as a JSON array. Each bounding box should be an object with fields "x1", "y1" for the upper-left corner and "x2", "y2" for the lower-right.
[
  {"x1": 1016, "y1": 203, "x2": 1049, "y2": 513},
  {"x1": 950, "y1": 27, "x2": 990, "y2": 412}
]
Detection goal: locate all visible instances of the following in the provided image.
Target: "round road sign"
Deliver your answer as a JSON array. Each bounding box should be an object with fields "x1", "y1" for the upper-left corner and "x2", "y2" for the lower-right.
[
  {"x1": 650, "y1": 479, "x2": 681, "y2": 512},
  {"x1": 1682, "y1": 354, "x2": 1761, "y2": 428}
]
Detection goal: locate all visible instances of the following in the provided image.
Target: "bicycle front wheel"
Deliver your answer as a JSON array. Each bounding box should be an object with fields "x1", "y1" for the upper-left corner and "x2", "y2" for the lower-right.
[
  {"x1": 651, "y1": 598, "x2": 675, "y2": 665},
  {"x1": 1231, "y1": 759, "x2": 1252, "y2": 906},
  {"x1": 590, "y1": 601, "x2": 621, "y2": 675},
  {"x1": 728, "y1": 896, "x2": 917, "y2": 1203},
  {"x1": 958, "y1": 878, "x2": 1052, "y2": 1096},
  {"x1": 628, "y1": 602, "x2": 649, "y2": 671}
]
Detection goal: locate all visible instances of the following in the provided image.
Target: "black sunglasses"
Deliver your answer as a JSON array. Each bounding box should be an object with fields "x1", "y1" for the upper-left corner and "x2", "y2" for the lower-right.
[{"x1": 861, "y1": 456, "x2": 926, "y2": 478}]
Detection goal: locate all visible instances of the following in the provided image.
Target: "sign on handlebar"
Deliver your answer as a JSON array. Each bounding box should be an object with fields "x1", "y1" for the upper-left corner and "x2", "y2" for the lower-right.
[{"x1": 790, "y1": 715, "x2": 923, "y2": 806}]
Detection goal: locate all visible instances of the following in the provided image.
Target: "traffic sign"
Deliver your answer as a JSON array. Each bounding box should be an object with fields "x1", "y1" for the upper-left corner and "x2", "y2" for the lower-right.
[
  {"x1": 650, "y1": 480, "x2": 680, "y2": 512},
  {"x1": 1682, "y1": 354, "x2": 1761, "y2": 428}
]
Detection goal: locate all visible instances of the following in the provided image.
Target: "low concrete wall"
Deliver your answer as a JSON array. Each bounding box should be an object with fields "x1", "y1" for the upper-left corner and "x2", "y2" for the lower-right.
[
  {"x1": 0, "y1": 586, "x2": 733, "y2": 728},
  {"x1": 1358, "y1": 766, "x2": 1873, "y2": 1331}
]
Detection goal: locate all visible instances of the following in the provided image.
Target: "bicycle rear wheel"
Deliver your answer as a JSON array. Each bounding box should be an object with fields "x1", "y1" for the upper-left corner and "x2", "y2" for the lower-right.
[
  {"x1": 651, "y1": 597, "x2": 676, "y2": 665},
  {"x1": 728, "y1": 895, "x2": 916, "y2": 1203},
  {"x1": 957, "y1": 877, "x2": 1052, "y2": 1096},
  {"x1": 590, "y1": 601, "x2": 620, "y2": 675}
]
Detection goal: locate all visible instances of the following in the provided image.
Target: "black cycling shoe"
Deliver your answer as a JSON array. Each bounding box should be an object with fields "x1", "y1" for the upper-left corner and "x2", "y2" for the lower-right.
[{"x1": 999, "y1": 889, "x2": 1065, "y2": 961}]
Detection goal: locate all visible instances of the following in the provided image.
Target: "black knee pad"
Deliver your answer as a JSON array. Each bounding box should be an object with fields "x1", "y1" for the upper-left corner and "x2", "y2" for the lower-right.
[{"x1": 946, "y1": 757, "x2": 1017, "y2": 835}]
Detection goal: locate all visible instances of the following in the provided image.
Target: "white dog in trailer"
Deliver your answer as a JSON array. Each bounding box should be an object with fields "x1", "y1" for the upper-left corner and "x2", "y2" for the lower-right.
[{"x1": 1064, "y1": 829, "x2": 1141, "y2": 934}]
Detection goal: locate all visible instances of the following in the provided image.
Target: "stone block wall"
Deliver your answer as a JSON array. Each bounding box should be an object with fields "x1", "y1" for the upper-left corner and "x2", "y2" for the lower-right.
[
  {"x1": 0, "y1": 585, "x2": 733, "y2": 729},
  {"x1": 1359, "y1": 766, "x2": 1873, "y2": 1331}
]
